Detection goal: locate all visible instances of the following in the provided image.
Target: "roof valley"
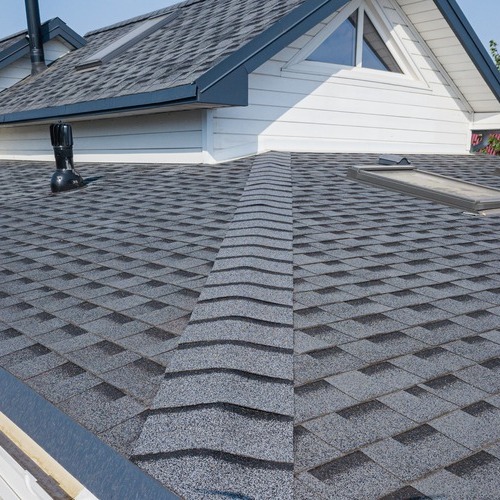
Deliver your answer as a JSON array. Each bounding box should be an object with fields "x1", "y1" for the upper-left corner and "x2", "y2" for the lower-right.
[{"x1": 132, "y1": 152, "x2": 296, "y2": 499}]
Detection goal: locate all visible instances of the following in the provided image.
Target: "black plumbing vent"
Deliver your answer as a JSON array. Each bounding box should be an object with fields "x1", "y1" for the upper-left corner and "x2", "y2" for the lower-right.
[{"x1": 50, "y1": 122, "x2": 84, "y2": 193}]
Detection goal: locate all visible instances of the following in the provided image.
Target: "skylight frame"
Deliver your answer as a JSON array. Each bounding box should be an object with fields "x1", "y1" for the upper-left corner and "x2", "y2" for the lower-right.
[
  {"x1": 76, "y1": 10, "x2": 179, "y2": 71},
  {"x1": 348, "y1": 165, "x2": 500, "y2": 213}
]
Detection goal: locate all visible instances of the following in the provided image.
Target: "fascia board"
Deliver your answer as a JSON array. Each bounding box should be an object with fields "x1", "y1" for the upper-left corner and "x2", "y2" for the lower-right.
[
  {"x1": 433, "y1": 0, "x2": 500, "y2": 102},
  {"x1": 0, "y1": 39, "x2": 30, "y2": 70},
  {"x1": 0, "y1": 84, "x2": 198, "y2": 124},
  {"x1": 43, "y1": 18, "x2": 87, "y2": 48}
]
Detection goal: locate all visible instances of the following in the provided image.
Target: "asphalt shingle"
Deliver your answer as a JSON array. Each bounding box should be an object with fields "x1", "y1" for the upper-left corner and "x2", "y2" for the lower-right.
[
  {"x1": 0, "y1": 0, "x2": 306, "y2": 116},
  {"x1": 1, "y1": 152, "x2": 500, "y2": 498}
]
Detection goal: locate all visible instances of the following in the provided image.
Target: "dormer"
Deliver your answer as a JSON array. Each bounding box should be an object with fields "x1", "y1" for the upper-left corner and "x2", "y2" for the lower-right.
[{"x1": 0, "y1": 18, "x2": 86, "y2": 92}]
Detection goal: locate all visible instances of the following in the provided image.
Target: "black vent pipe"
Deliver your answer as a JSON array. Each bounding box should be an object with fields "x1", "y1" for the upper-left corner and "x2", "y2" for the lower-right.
[
  {"x1": 50, "y1": 122, "x2": 84, "y2": 193},
  {"x1": 24, "y1": 0, "x2": 46, "y2": 75}
]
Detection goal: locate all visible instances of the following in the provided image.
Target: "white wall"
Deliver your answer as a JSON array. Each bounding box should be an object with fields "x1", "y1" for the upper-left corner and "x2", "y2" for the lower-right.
[
  {"x1": 211, "y1": 0, "x2": 474, "y2": 161},
  {"x1": 473, "y1": 113, "x2": 500, "y2": 130},
  {"x1": 0, "y1": 56, "x2": 32, "y2": 92},
  {"x1": 0, "y1": 38, "x2": 71, "y2": 92},
  {"x1": 0, "y1": 110, "x2": 204, "y2": 164}
]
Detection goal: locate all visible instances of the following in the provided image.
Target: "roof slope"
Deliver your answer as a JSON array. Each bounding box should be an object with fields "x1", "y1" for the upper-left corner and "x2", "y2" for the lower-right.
[
  {"x1": 1, "y1": 152, "x2": 500, "y2": 498},
  {"x1": 0, "y1": 0, "x2": 313, "y2": 121}
]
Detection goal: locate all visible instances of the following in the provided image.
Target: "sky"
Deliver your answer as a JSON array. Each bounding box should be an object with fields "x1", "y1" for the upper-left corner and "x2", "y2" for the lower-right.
[{"x1": 0, "y1": 0, "x2": 498, "y2": 53}]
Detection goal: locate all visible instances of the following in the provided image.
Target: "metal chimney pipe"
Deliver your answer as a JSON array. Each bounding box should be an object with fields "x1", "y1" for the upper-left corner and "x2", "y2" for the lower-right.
[{"x1": 24, "y1": 0, "x2": 46, "y2": 75}]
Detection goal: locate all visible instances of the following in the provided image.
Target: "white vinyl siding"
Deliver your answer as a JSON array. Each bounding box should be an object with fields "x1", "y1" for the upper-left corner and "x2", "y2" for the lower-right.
[
  {"x1": 0, "y1": 110, "x2": 204, "y2": 164},
  {"x1": 44, "y1": 38, "x2": 73, "y2": 65},
  {"x1": 212, "y1": 0, "x2": 474, "y2": 160},
  {"x1": 0, "y1": 56, "x2": 32, "y2": 92}
]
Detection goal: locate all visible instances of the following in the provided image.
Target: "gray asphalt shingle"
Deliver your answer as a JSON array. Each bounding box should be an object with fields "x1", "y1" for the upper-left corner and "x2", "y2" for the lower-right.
[
  {"x1": 0, "y1": 0, "x2": 306, "y2": 116},
  {"x1": 1, "y1": 152, "x2": 500, "y2": 498}
]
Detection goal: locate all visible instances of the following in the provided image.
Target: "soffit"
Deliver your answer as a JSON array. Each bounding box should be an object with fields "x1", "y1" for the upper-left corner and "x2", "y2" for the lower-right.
[{"x1": 397, "y1": 0, "x2": 500, "y2": 113}]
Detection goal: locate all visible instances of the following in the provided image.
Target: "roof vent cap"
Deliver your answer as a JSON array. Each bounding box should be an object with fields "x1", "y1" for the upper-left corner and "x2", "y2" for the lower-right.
[{"x1": 379, "y1": 155, "x2": 411, "y2": 165}]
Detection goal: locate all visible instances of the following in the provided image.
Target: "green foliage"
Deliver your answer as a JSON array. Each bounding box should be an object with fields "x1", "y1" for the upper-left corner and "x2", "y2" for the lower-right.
[
  {"x1": 491, "y1": 40, "x2": 500, "y2": 71},
  {"x1": 488, "y1": 134, "x2": 500, "y2": 155}
]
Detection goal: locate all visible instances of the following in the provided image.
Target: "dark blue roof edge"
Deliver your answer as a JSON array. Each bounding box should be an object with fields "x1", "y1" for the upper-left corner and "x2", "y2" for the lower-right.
[
  {"x1": 433, "y1": 0, "x2": 500, "y2": 103},
  {"x1": 0, "y1": 84, "x2": 198, "y2": 124},
  {"x1": 0, "y1": 368, "x2": 179, "y2": 500},
  {"x1": 0, "y1": 39, "x2": 29, "y2": 70},
  {"x1": 0, "y1": 17, "x2": 86, "y2": 71},
  {"x1": 43, "y1": 17, "x2": 87, "y2": 49}
]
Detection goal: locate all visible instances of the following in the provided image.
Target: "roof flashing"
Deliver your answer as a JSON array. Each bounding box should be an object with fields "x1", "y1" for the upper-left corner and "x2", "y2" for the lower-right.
[
  {"x1": 348, "y1": 164, "x2": 500, "y2": 213},
  {"x1": 75, "y1": 10, "x2": 179, "y2": 71}
]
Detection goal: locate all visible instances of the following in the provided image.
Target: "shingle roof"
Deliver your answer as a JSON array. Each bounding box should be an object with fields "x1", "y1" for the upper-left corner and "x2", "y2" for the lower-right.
[
  {"x1": 0, "y1": 0, "x2": 308, "y2": 121},
  {"x1": 1, "y1": 151, "x2": 500, "y2": 498}
]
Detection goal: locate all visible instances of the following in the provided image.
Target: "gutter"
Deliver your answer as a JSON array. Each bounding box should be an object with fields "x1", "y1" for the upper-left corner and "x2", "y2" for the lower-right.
[{"x1": 0, "y1": 84, "x2": 198, "y2": 124}]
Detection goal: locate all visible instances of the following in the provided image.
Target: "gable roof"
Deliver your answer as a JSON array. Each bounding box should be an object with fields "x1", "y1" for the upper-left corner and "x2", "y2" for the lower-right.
[
  {"x1": 0, "y1": 17, "x2": 86, "y2": 72},
  {"x1": 1, "y1": 0, "x2": 498, "y2": 125}
]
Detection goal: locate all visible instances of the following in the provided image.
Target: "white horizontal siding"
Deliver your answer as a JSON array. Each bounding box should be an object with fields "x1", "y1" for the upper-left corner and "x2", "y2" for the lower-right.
[
  {"x1": 44, "y1": 38, "x2": 72, "y2": 64},
  {"x1": 213, "y1": 0, "x2": 473, "y2": 160},
  {"x1": 473, "y1": 113, "x2": 500, "y2": 130},
  {"x1": 0, "y1": 110, "x2": 204, "y2": 164},
  {"x1": 0, "y1": 56, "x2": 31, "y2": 92}
]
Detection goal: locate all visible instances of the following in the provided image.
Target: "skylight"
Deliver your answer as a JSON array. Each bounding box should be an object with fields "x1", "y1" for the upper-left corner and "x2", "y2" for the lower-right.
[
  {"x1": 348, "y1": 165, "x2": 500, "y2": 213},
  {"x1": 76, "y1": 11, "x2": 179, "y2": 71},
  {"x1": 307, "y1": 7, "x2": 402, "y2": 73}
]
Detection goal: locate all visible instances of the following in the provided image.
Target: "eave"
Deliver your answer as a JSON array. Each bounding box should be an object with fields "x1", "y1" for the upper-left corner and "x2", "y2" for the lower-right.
[{"x1": 433, "y1": 0, "x2": 500, "y2": 102}]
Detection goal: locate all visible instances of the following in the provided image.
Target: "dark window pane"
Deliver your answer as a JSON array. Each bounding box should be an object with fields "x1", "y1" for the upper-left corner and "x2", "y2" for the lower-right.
[
  {"x1": 362, "y1": 13, "x2": 402, "y2": 72},
  {"x1": 307, "y1": 12, "x2": 358, "y2": 67}
]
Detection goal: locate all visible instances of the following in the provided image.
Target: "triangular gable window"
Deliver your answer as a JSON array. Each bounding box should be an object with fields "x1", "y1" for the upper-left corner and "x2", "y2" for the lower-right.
[{"x1": 306, "y1": 6, "x2": 402, "y2": 73}]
